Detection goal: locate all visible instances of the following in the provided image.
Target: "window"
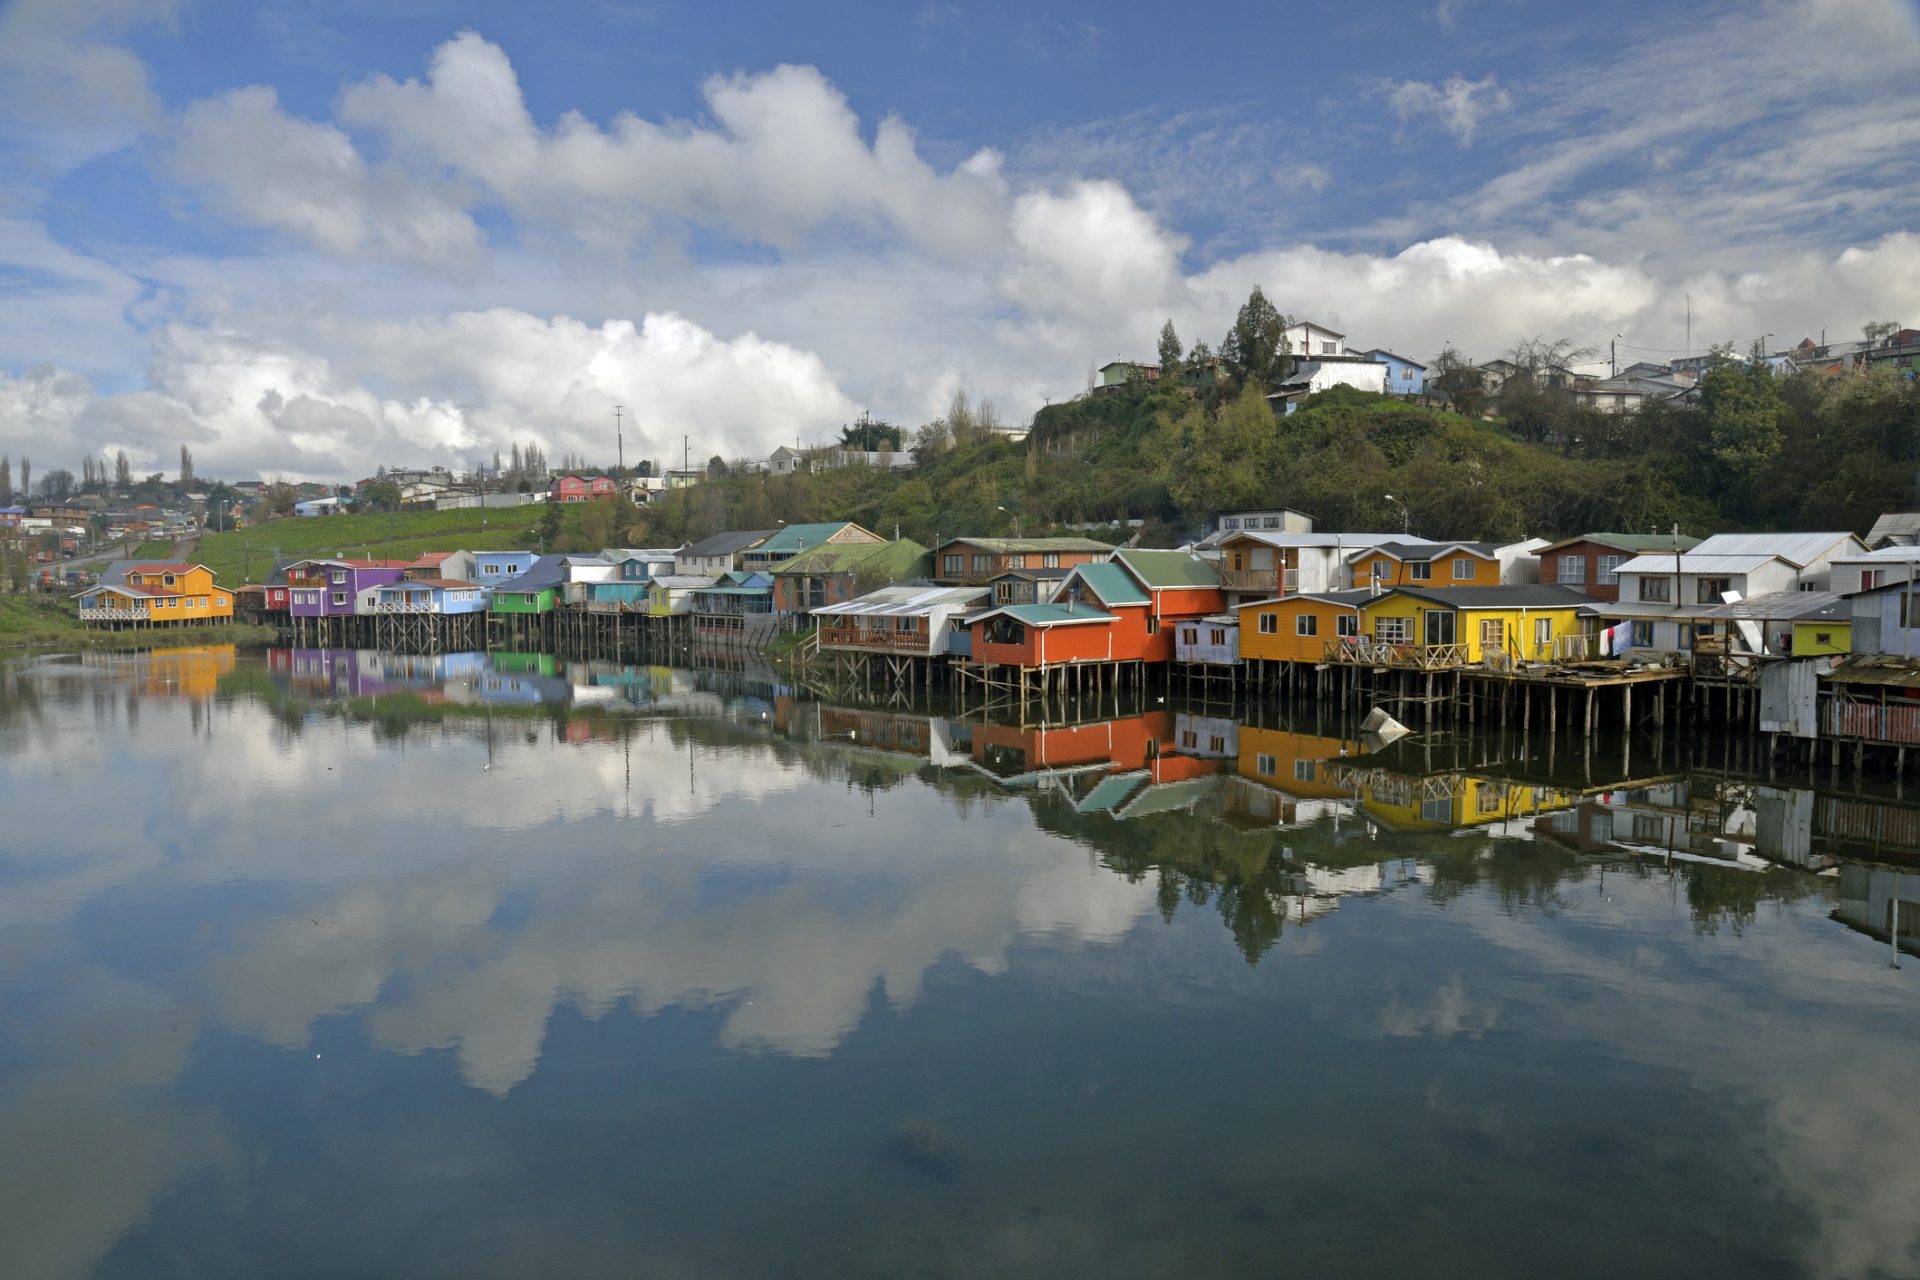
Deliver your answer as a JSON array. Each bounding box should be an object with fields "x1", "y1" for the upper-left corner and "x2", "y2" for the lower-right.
[
  {"x1": 332, "y1": 571, "x2": 346, "y2": 584},
  {"x1": 1535, "y1": 618, "x2": 1552, "y2": 650},
  {"x1": 1639, "y1": 576, "x2": 1671, "y2": 603},
  {"x1": 1371, "y1": 559, "x2": 1388, "y2": 580},
  {"x1": 1297, "y1": 614, "x2": 1319, "y2": 636},
  {"x1": 1209, "y1": 735, "x2": 1226, "y2": 753},
  {"x1": 1259, "y1": 612, "x2": 1278, "y2": 634},
  {"x1": 1223, "y1": 517, "x2": 1241, "y2": 530},
  {"x1": 970, "y1": 554, "x2": 991, "y2": 575},
  {"x1": 1376, "y1": 616, "x2": 1411, "y2": 644},
  {"x1": 1814, "y1": 631, "x2": 1832, "y2": 646},
  {"x1": 483, "y1": 563, "x2": 498, "y2": 574},
  {"x1": 1452, "y1": 557, "x2": 1474, "y2": 580},
  {"x1": 1629, "y1": 621, "x2": 1655, "y2": 647},
  {"x1": 332, "y1": 592, "x2": 347, "y2": 606},
  {"x1": 1421, "y1": 797, "x2": 1454, "y2": 824},
  {"x1": 1043, "y1": 552, "x2": 1060, "y2": 568},
  {"x1": 1401, "y1": 367, "x2": 1414, "y2": 381},
  {"x1": 1256, "y1": 753, "x2": 1276, "y2": 776},
  {"x1": 1697, "y1": 576, "x2": 1731, "y2": 604},
  {"x1": 1263, "y1": 516, "x2": 1281, "y2": 529},
  {"x1": 943, "y1": 555, "x2": 963, "y2": 577},
  {"x1": 1320, "y1": 340, "x2": 1336, "y2": 354},
  {"x1": 894, "y1": 616, "x2": 916, "y2": 632},
  {"x1": 1210, "y1": 628, "x2": 1227, "y2": 645},
  {"x1": 1479, "y1": 618, "x2": 1506, "y2": 651},
  {"x1": 1557, "y1": 556, "x2": 1586, "y2": 585},
  {"x1": 1295, "y1": 759, "x2": 1318, "y2": 782},
  {"x1": 1408, "y1": 560, "x2": 1433, "y2": 581},
  {"x1": 162, "y1": 573, "x2": 175, "y2": 586},
  {"x1": 1147, "y1": 616, "x2": 1160, "y2": 635},
  {"x1": 1181, "y1": 730, "x2": 1198, "y2": 749},
  {"x1": 217, "y1": 596, "x2": 227, "y2": 606},
  {"x1": 1181, "y1": 627, "x2": 1198, "y2": 645},
  {"x1": 1596, "y1": 555, "x2": 1624, "y2": 585},
  {"x1": 1337, "y1": 614, "x2": 1358, "y2": 638},
  {"x1": 1903, "y1": 593, "x2": 1920, "y2": 629}
]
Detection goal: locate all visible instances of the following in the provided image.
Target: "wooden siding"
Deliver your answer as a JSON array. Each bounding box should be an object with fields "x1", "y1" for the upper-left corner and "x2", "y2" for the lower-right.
[
  {"x1": 1351, "y1": 549, "x2": 1499, "y2": 589},
  {"x1": 1237, "y1": 598, "x2": 1365, "y2": 663}
]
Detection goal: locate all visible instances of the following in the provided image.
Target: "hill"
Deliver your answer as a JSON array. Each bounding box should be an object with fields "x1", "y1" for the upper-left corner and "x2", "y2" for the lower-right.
[{"x1": 191, "y1": 508, "x2": 546, "y2": 584}]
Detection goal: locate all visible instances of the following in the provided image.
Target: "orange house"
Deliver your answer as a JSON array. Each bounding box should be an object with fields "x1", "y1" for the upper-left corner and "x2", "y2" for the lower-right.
[
  {"x1": 967, "y1": 550, "x2": 1224, "y2": 669},
  {"x1": 968, "y1": 710, "x2": 1213, "y2": 783},
  {"x1": 75, "y1": 563, "x2": 234, "y2": 627},
  {"x1": 1235, "y1": 590, "x2": 1374, "y2": 664},
  {"x1": 1349, "y1": 541, "x2": 1502, "y2": 589}
]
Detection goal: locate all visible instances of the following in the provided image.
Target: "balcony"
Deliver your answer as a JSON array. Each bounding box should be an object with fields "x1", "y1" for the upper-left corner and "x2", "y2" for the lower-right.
[
  {"x1": 818, "y1": 624, "x2": 931, "y2": 654},
  {"x1": 1324, "y1": 638, "x2": 1469, "y2": 670},
  {"x1": 285, "y1": 574, "x2": 337, "y2": 590},
  {"x1": 79, "y1": 606, "x2": 146, "y2": 623}
]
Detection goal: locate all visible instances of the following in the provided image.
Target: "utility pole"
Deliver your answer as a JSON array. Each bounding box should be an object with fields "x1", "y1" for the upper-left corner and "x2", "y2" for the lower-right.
[{"x1": 613, "y1": 404, "x2": 624, "y2": 474}]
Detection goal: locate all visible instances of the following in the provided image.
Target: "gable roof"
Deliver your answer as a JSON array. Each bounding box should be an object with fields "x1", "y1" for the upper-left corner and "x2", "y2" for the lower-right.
[
  {"x1": 970, "y1": 600, "x2": 1117, "y2": 628},
  {"x1": 679, "y1": 529, "x2": 776, "y2": 559},
  {"x1": 1866, "y1": 512, "x2": 1920, "y2": 547},
  {"x1": 1614, "y1": 552, "x2": 1788, "y2": 575},
  {"x1": 1362, "y1": 349, "x2": 1426, "y2": 369},
  {"x1": 494, "y1": 556, "x2": 568, "y2": 593},
  {"x1": 1112, "y1": 548, "x2": 1221, "y2": 589},
  {"x1": 1062, "y1": 561, "x2": 1151, "y2": 607},
  {"x1": 1208, "y1": 530, "x2": 1431, "y2": 552},
  {"x1": 1535, "y1": 532, "x2": 1703, "y2": 555},
  {"x1": 752, "y1": 521, "x2": 875, "y2": 557},
  {"x1": 1359, "y1": 541, "x2": 1500, "y2": 563},
  {"x1": 937, "y1": 536, "x2": 1114, "y2": 554},
  {"x1": 772, "y1": 539, "x2": 929, "y2": 580},
  {"x1": 821, "y1": 585, "x2": 991, "y2": 617},
  {"x1": 1696, "y1": 590, "x2": 1847, "y2": 621},
  {"x1": 1231, "y1": 589, "x2": 1376, "y2": 611},
  {"x1": 1389, "y1": 585, "x2": 1592, "y2": 610},
  {"x1": 1687, "y1": 531, "x2": 1864, "y2": 566}
]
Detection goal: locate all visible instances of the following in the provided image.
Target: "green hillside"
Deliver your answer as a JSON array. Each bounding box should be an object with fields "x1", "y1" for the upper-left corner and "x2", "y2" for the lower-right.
[{"x1": 193, "y1": 507, "x2": 546, "y2": 584}]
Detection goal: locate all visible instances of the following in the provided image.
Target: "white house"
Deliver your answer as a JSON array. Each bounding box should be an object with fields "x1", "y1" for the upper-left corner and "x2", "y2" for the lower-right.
[
  {"x1": 1600, "y1": 552, "x2": 1805, "y2": 653},
  {"x1": 1284, "y1": 320, "x2": 1347, "y2": 359},
  {"x1": 1210, "y1": 531, "x2": 1440, "y2": 603},
  {"x1": 1827, "y1": 546, "x2": 1920, "y2": 595},
  {"x1": 1268, "y1": 359, "x2": 1388, "y2": 414},
  {"x1": 1685, "y1": 531, "x2": 1867, "y2": 590},
  {"x1": 1173, "y1": 614, "x2": 1241, "y2": 667}
]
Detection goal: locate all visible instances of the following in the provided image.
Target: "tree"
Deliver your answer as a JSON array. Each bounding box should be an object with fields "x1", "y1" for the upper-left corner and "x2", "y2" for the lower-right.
[
  {"x1": 1503, "y1": 336, "x2": 1592, "y2": 387},
  {"x1": 840, "y1": 416, "x2": 905, "y2": 452},
  {"x1": 1701, "y1": 343, "x2": 1784, "y2": 475},
  {"x1": 707, "y1": 454, "x2": 729, "y2": 478},
  {"x1": 358, "y1": 481, "x2": 402, "y2": 513},
  {"x1": 38, "y1": 469, "x2": 75, "y2": 501},
  {"x1": 1219, "y1": 286, "x2": 1291, "y2": 390},
  {"x1": 114, "y1": 450, "x2": 131, "y2": 488},
  {"x1": 1184, "y1": 339, "x2": 1215, "y2": 383},
  {"x1": 1863, "y1": 320, "x2": 1901, "y2": 344},
  {"x1": 510, "y1": 442, "x2": 523, "y2": 476},
  {"x1": 1428, "y1": 345, "x2": 1489, "y2": 417},
  {"x1": 18, "y1": 456, "x2": 28, "y2": 501},
  {"x1": 263, "y1": 480, "x2": 297, "y2": 517},
  {"x1": 0, "y1": 456, "x2": 9, "y2": 504},
  {"x1": 1156, "y1": 319, "x2": 1184, "y2": 377},
  {"x1": 1165, "y1": 383, "x2": 1278, "y2": 521},
  {"x1": 178, "y1": 445, "x2": 194, "y2": 489}
]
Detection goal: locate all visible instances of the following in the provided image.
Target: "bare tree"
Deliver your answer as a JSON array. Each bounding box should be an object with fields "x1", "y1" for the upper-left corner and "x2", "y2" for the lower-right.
[{"x1": 179, "y1": 444, "x2": 195, "y2": 489}]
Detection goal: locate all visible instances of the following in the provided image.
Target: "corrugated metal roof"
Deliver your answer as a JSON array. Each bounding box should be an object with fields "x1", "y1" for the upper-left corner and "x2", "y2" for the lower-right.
[
  {"x1": 1823, "y1": 655, "x2": 1920, "y2": 688},
  {"x1": 1696, "y1": 591, "x2": 1847, "y2": 621},
  {"x1": 1689, "y1": 531, "x2": 1861, "y2": 566},
  {"x1": 1835, "y1": 546, "x2": 1920, "y2": 562},
  {"x1": 1614, "y1": 552, "x2": 1784, "y2": 575},
  {"x1": 971, "y1": 601, "x2": 1116, "y2": 627},
  {"x1": 1071, "y1": 562, "x2": 1151, "y2": 606},
  {"x1": 1208, "y1": 530, "x2": 1425, "y2": 550},
  {"x1": 937, "y1": 536, "x2": 1114, "y2": 554},
  {"x1": 1392, "y1": 585, "x2": 1591, "y2": 609},
  {"x1": 1114, "y1": 548, "x2": 1220, "y2": 589},
  {"x1": 825, "y1": 586, "x2": 989, "y2": 617},
  {"x1": 1866, "y1": 512, "x2": 1920, "y2": 547}
]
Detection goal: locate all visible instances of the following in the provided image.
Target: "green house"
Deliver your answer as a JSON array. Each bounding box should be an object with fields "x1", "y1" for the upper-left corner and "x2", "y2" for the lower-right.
[{"x1": 489, "y1": 556, "x2": 564, "y2": 615}]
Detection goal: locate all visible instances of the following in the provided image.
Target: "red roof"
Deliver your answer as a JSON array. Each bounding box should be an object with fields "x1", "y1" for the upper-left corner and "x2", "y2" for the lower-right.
[
  {"x1": 129, "y1": 563, "x2": 196, "y2": 574},
  {"x1": 411, "y1": 551, "x2": 454, "y2": 566}
]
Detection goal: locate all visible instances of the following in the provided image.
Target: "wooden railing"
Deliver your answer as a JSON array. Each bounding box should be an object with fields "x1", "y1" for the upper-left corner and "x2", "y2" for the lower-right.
[
  {"x1": 79, "y1": 606, "x2": 145, "y2": 622},
  {"x1": 817, "y1": 624, "x2": 930, "y2": 654},
  {"x1": 1324, "y1": 638, "x2": 1469, "y2": 669},
  {"x1": 1220, "y1": 568, "x2": 1300, "y2": 593}
]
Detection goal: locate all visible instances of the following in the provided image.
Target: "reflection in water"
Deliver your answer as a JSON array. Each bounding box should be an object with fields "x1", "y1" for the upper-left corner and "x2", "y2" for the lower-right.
[{"x1": 0, "y1": 648, "x2": 1916, "y2": 1279}]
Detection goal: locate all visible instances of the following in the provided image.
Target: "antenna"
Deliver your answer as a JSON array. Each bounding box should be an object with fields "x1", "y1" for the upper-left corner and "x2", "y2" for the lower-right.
[{"x1": 613, "y1": 404, "x2": 624, "y2": 473}]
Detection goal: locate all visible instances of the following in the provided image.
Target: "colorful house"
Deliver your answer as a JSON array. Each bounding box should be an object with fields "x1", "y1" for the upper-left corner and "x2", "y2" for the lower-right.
[
  {"x1": 1364, "y1": 349, "x2": 1427, "y2": 396},
  {"x1": 647, "y1": 575, "x2": 719, "y2": 617},
  {"x1": 1348, "y1": 541, "x2": 1506, "y2": 589},
  {"x1": 1346, "y1": 585, "x2": 1592, "y2": 666},
  {"x1": 549, "y1": 474, "x2": 620, "y2": 503},
  {"x1": 369, "y1": 578, "x2": 491, "y2": 614},
  {"x1": 966, "y1": 549, "x2": 1223, "y2": 670},
  {"x1": 771, "y1": 539, "x2": 931, "y2": 615},
  {"x1": 1234, "y1": 590, "x2": 1373, "y2": 664},
  {"x1": 675, "y1": 530, "x2": 775, "y2": 578},
  {"x1": 472, "y1": 550, "x2": 539, "y2": 581},
  {"x1": 75, "y1": 563, "x2": 234, "y2": 627},
  {"x1": 931, "y1": 536, "x2": 1115, "y2": 586},
  {"x1": 490, "y1": 556, "x2": 566, "y2": 615},
  {"x1": 285, "y1": 559, "x2": 409, "y2": 617},
  {"x1": 407, "y1": 549, "x2": 477, "y2": 580}
]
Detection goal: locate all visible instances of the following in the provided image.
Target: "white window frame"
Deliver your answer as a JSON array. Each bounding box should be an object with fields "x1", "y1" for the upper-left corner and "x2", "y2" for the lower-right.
[
  {"x1": 1258, "y1": 613, "x2": 1278, "y2": 635},
  {"x1": 1296, "y1": 614, "x2": 1319, "y2": 636},
  {"x1": 1452, "y1": 557, "x2": 1474, "y2": 580},
  {"x1": 1375, "y1": 616, "x2": 1411, "y2": 644}
]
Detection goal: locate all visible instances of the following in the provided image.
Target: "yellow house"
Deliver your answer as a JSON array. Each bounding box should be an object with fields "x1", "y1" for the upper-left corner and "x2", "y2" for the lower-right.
[
  {"x1": 76, "y1": 563, "x2": 234, "y2": 627},
  {"x1": 1357, "y1": 771, "x2": 1579, "y2": 832},
  {"x1": 1355, "y1": 586, "x2": 1592, "y2": 665},
  {"x1": 1791, "y1": 617, "x2": 1851, "y2": 657},
  {"x1": 1349, "y1": 541, "x2": 1504, "y2": 589}
]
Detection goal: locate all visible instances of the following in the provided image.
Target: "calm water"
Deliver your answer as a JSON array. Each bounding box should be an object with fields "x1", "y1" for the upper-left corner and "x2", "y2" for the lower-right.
[{"x1": 2, "y1": 646, "x2": 1917, "y2": 1280}]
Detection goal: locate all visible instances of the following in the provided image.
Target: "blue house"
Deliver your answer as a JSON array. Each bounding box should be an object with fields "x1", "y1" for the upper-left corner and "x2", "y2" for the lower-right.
[
  {"x1": 368, "y1": 578, "x2": 492, "y2": 615},
  {"x1": 1364, "y1": 349, "x2": 1426, "y2": 397},
  {"x1": 473, "y1": 550, "x2": 539, "y2": 582}
]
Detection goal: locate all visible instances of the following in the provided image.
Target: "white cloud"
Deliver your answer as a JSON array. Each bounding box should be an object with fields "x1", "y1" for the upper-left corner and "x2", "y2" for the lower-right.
[
  {"x1": 0, "y1": 0, "x2": 176, "y2": 170},
  {"x1": 1383, "y1": 75, "x2": 1511, "y2": 147}
]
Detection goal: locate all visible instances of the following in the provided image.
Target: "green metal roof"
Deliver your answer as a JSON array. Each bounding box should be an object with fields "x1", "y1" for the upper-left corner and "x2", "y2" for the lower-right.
[
  {"x1": 1115, "y1": 548, "x2": 1222, "y2": 589},
  {"x1": 1070, "y1": 562, "x2": 1150, "y2": 606},
  {"x1": 939, "y1": 536, "x2": 1115, "y2": 554},
  {"x1": 771, "y1": 538, "x2": 930, "y2": 579},
  {"x1": 978, "y1": 601, "x2": 1116, "y2": 626},
  {"x1": 753, "y1": 522, "x2": 870, "y2": 555}
]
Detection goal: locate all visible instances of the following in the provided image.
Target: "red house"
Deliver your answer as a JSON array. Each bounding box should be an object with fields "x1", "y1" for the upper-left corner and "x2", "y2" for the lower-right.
[
  {"x1": 1535, "y1": 532, "x2": 1699, "y2": 602},
  {"x1": 967, "y1": 549, "x2": 1224, "y2": 671},
  {"x1": 548, "y1": 474, "x2": 619, "y2": 503}
]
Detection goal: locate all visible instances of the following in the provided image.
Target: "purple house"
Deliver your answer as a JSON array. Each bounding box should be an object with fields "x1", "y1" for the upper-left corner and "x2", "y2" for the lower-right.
[{"x1": 285, "y1": 558, "x2": 410, "y2": 617}]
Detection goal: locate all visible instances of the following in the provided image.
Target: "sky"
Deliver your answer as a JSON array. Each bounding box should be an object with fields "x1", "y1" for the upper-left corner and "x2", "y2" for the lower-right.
[{"x1": 1, "y1": 0, "x2": 1918, "y2": 482}]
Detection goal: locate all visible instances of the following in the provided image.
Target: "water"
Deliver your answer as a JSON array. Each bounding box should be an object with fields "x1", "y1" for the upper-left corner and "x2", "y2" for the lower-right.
[{"x1": 2, "y1": 646, "x2": 1916, "y2": 1280}]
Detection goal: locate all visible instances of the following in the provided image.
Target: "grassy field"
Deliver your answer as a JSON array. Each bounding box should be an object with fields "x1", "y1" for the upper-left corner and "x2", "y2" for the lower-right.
[
  {"x1": 191, "y1": 508, "x2": 548, "y2": 585},
  {"x1": 0, "y1": 595, "x2": 276, "y2": 650}
]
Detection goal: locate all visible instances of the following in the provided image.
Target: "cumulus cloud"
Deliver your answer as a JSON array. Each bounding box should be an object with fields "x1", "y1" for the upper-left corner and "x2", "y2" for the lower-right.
[
  {"x1": 1383, "y1": 75, "x2": 1511, "y2": 146},
  {"x1": 0, "y1": 0, "x2": 176, "y2": 168}
]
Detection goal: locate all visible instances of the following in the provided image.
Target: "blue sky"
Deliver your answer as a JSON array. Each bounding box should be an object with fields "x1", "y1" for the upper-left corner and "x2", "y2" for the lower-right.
[{"x1": 2, "y1": 0, "x2": 1918, "y2": 479}]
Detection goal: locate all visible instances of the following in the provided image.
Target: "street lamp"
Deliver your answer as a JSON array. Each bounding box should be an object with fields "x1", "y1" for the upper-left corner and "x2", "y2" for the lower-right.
[
  {"x1": 997, "y1": 505, "x2": 1022, "y2": 538},
  {"x1": 1382, "y1": 493, "x2": 1409, "y2": 535}
]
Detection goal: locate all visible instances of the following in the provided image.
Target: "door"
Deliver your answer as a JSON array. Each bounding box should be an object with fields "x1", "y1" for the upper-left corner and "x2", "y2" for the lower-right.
[{"x1": 1424, "y1": 610, "x2": 1455, "y2": 647}]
